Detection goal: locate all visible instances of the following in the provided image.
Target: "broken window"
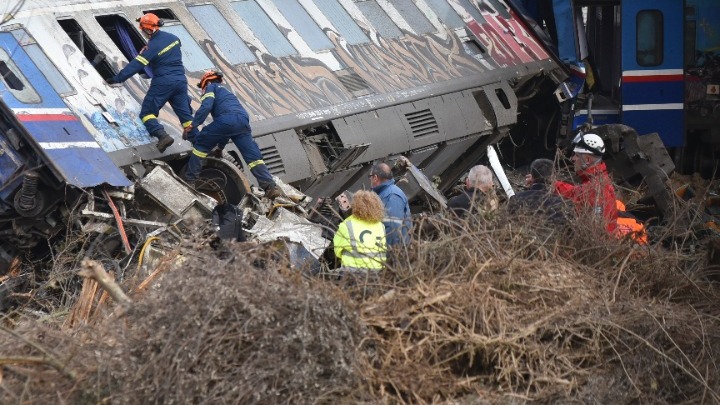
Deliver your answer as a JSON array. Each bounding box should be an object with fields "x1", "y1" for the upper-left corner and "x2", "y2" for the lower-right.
[
  {"x1": 231, "y1": 0, "x2": 298, "y2": 57},
  {"x1": 96, "y1": 15, "x2": 145, "y2": 63},
  {"x1": 0, "y1": 48, "x2": 41, "y2": 104},
  {"x1": 57, "y1": 18, "x2": 116, "y2": 80},
  {"x1": 10, "y1": 29, "x2": 75, "y2": 96},
  {"x1": 314, "y1": 0, "x2": 369, "y2": 45},
  {"x1": 138, "y1": 8, "x2": 214, "y2": 72},
  {"x1": 188, "y1": 4, "x2": 256, "y2": 65},
  {"x1": 354, "y1": 0, "x2": 402, "y2": 39}
]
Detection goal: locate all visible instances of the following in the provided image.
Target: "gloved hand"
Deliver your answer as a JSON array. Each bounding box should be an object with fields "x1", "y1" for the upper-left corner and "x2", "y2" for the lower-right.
[
  {"x1": 182, "y1": 125, "x2": 194, "y2": 141},
  {"x1": 106, "y1": 77, "x2": 118, "y2": 85},
  {"x1": 92, "y1": 52, "x2": 106, "y2": 66}
]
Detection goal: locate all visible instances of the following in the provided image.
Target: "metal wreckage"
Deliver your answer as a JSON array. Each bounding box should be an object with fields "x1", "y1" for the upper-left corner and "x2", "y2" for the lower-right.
[{"x1": 0, "y1": 0, "x2": 718, "y2": 302}]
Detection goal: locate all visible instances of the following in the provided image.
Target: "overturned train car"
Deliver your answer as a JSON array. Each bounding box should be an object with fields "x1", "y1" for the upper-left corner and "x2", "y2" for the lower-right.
[{"x1": 0, "y1": 0, "x2": 565, "y2": 264}]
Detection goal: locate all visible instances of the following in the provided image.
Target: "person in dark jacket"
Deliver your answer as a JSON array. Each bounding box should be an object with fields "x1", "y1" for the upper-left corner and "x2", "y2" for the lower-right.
[
  {"x1": 107, "y1": 13, "x2": 196, "y2": 153},
  {"x1": 447, "y1": 165, "x2": 498, "y2": 218},
  {"x1": 369, "y1": 162, "x2": 411, "y2": 246},
  {"x1": 508, "y1": 158, "x2": 569, "y2": 224},
  {"x1": 182, "y1": 70, "x2": 280, "y2": 199}
]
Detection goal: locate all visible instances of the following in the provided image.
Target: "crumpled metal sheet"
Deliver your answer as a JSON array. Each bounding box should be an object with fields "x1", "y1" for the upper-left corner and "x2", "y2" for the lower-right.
[{"x1": 245, "y1": 207, "x2": 329, "y2": 259}]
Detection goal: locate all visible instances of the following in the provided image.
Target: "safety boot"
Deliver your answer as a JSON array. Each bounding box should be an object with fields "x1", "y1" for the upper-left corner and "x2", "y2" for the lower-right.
[
  {"x1": 152, "y1": 129, "x2": 174, "y2": 153},
  {"x1": 264, "y1": 184, "x2": 283, "y2": 200}
]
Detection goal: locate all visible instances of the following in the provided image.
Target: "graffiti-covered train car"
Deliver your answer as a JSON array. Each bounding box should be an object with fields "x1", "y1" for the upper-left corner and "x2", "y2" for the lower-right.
[{"x1": 0, "y1": 0, "x2": 565, "y2": 264}]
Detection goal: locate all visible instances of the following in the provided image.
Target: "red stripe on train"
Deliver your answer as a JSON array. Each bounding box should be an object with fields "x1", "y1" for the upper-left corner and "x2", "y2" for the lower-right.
[
  {"x1": 15, "y1": 114, "x2": 78, "y2": 122},
  {"x1": 623, "y1": 74, "x2": 684, "y2": 83}
]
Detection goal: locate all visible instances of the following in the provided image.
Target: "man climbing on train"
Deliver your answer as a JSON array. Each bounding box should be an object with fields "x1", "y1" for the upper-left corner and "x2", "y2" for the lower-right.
[
  {"x1": 107, "y1": 12, "x2": 195, "y2": 153},
  {"x1": 182, "y1": 70, "x2": 282, "y2": 199}
]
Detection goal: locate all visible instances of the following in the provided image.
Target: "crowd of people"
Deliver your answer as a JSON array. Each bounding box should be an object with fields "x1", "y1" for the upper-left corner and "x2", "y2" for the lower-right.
[{"x1": 327, "y1": 131, "x2": 649, "y2": 277}]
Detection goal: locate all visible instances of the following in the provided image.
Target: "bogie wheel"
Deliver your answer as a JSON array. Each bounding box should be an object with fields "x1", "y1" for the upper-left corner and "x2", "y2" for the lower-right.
[{"x1": 195, "y1": 157, "x2": 251, "y2": 205}]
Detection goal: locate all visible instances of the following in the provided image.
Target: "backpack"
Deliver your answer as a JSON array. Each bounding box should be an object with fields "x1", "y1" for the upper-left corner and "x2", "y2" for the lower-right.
[{"x1": 211, "y1": 203, "x2": 246, "y2": 242}]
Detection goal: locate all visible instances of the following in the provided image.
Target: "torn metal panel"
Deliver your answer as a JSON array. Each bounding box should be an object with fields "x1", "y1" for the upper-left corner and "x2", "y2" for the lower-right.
[
  {"x1": 139, "y1": 165, "x2": 216, "y2": 221},
  {"x1": 245, "y1": 208, "x2": 329, "y2": 259}
]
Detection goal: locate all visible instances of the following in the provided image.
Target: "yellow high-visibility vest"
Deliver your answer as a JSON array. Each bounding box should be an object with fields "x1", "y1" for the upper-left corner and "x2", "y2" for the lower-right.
[{"x1": 333, "y1": 215, "x2": 387, "y2": 270}]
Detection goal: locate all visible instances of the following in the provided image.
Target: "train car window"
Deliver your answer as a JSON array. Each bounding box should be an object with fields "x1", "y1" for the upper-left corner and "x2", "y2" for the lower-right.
[
  {"x1": 95, "y1": 15, "x2": 145, "y2": 63},
  {"x1": 424, "y1": 0, "x2": 464, "y2": 29},
  {"x1": 188, "y1": 4, "x2": 256, "y2": 65},
  {"x1": 314, "y1": 0, "x2": 369, "y2": 45},
  {"x1": 270, "y1": 0, "x2": 334, "y2": 51},
  {"x1": 231, "y1": 0, "x2": 297, "y2": 57},
  {"x1": 636, "y1": 10, "x2": 663, "y2": 67},
  {"x1": 0, "y1": 48, "x2": 41, "y2": 104},
  {"x1": 393, "y1": 0, "x2": 435, "y2": 35},
  {"x1": 58, "y1": 19, "x2": 117, "y2": 80},
  {"x1": 354, "y1": 0, "x2": 402, "y2": 39},
  {"x1": 10, "y1": 29, "x2": 74, "y2": 96},
  {"x1": 456, "y1": 0, "x2": 486, "y2": 25}
]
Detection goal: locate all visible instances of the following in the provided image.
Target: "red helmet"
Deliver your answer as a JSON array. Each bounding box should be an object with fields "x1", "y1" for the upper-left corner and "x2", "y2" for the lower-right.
[
  {"x1": 137, "y1": 13, "x2": 163, "y2": 31},
  {"x1": 198, "y1": 70, "x2": 224, "y2": 90}
]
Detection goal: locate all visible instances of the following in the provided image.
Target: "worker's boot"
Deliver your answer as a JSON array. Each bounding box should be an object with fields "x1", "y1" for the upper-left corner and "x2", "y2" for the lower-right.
[
  {"x1": 264, "y1": 184, "x2": 283, "y2": 200},
  {"x1": 151, "y1": 129, "x2": 174, "y2": 153}
]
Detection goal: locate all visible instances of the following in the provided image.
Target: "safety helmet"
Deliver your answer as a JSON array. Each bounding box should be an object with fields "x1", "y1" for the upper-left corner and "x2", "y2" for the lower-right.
[
  {"x1": 572, "y1": 133, "x2": 605, "y2": 156},
  {"x1": 137, "y1": 13, "x2": 163, "y2": 31},
  {"x1": 198, "y1": 70, "x2": 224, "y2": 90}
]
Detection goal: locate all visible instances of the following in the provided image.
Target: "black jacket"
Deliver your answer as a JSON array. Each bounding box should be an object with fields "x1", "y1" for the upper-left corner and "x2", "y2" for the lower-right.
[
  {"x1": 447, "y1": 187, "x2": 496, "y2": 218},
  {"x1": 508, "y1": 182, "x2": 570, "y2": 225}
]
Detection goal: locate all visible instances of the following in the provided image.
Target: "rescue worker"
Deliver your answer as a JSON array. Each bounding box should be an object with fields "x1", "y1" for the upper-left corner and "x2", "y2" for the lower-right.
[
  {"x1": 107, "y1": 13, "x2": 195, "y2": 153},
  {"x1": 615, "y1": 199, "x2": 649, "y2": 245},
  {"x1": 508, "y1": 158, "x2": 569, "y2": 225},
  {"x1": 554, "y1": 133, "x2": 619, "y2": 233},
  {"x1": 333, "y1": 190, "x2": 387, "y2": 272},
  {"x1": 183, "y1": 70, "x2": 281, "y2": 198},
  {"x1": 447, "y1": 165, "x2": 499, "y2": 218},
  {"x1": 369, "y1": 162, "x2": 411, "y2": 246}
]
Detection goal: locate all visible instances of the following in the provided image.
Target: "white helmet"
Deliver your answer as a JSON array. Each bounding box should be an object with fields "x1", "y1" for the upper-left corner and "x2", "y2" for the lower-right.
[{"x1": 572, "y1": 133, "x2": 605, "y2": 156}]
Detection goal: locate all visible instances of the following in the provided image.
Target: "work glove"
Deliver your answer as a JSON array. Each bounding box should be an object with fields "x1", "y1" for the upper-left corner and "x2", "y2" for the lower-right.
[
  {"x1": 106, "y1": 77, "x2": 118, "y2": 85},
  {"x1": 182, "y1": 125, "x2": 194, "y2": 141},
  {"x1": 91, "y1": 52, "x2": 106, "y2": 65}
]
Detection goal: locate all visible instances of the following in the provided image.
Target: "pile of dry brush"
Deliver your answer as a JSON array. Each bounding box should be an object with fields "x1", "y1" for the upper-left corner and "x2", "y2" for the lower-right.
[{"x1": 1, "y1": 200, "x2": 719, "y2": 404}]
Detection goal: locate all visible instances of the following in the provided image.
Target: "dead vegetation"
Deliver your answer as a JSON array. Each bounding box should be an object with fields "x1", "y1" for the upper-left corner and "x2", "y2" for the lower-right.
[{"x1": 1, "y1": 203, "x2": 719, "y2": 404}]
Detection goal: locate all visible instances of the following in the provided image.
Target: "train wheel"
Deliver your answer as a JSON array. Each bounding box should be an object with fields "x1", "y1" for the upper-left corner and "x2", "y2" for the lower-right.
[{"x1": 194, "y1": 157, "x2": 251, "y2": 205}]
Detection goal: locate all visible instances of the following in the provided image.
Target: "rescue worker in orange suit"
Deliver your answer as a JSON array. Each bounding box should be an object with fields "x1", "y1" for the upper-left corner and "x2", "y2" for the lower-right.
[
  {"x1": 554, "y1": 133, "x2": 619, "y2": 234},
  {"x1": 182, "y1": 71, "x2": 281, "y2": 199},
  {"x1": 333, "y1": 190, "x2": 387, "y2": 273},
  {"x1": 107, "y1": 13, "x2": 196, "y2": 153},
  {"x1": 615, "y1": 199, "x2": 649, "y2": 245}
]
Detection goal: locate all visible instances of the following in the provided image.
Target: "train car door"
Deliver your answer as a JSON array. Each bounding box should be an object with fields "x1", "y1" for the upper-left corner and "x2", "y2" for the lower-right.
[{"x1": 621, "y1": 0, "x2": 684, "y2": 147}]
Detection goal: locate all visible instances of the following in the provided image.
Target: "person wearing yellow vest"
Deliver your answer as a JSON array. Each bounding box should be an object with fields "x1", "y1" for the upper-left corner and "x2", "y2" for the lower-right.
[{"x1": 333, "y1": 190, "x2": 387, "y2": 272}]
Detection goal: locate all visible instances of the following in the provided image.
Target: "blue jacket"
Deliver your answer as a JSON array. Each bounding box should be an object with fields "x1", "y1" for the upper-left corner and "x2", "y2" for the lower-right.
[
  {"x1": 508, "y1": 182, "x2": 570, "y2": 225},
  {"x1": 372, "y1": 179, "x2": 411, "y2": 246},
  {"x1": 192, "y1": 82, "x2": 249, "y2": 128},
  {"x1": 112, "y1": 30, "x2": 186, "y2": 83}
]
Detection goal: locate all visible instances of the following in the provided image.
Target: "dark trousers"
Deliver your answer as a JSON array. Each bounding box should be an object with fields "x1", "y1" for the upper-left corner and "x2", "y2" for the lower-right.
[
  {"x1": 140, "y1": 79, "x2": 195, "y2": 136},
  {"x1": 184, "y1": 114, "x2": 274, "y2": 188}
]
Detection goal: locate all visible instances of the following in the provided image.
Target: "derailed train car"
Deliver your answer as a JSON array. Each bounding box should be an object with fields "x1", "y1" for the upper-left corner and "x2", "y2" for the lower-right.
[{"x1": 0, "y1": 0, "x2": 566, "y2": 267}]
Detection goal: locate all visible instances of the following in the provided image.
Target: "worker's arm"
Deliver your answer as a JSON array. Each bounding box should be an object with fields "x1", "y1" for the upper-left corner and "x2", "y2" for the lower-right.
[
  {"x1": 191, "y1": 83, "x2": 217, "y2": 128},
  {"x1": 554, "y1": 181, "x2": 576, "y2": 200},
  {"x1": 110, "y1": 39, "x2": 164, "y2": 83},
  {"x1": 383, "y1": 194, "x2": 408, "y2": 245}
]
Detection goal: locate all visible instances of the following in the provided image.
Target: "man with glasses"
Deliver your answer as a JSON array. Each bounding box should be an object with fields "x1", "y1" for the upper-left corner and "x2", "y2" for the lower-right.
[{"x1": 368, "y1": 162, "x2": 411, "y2": 246}]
